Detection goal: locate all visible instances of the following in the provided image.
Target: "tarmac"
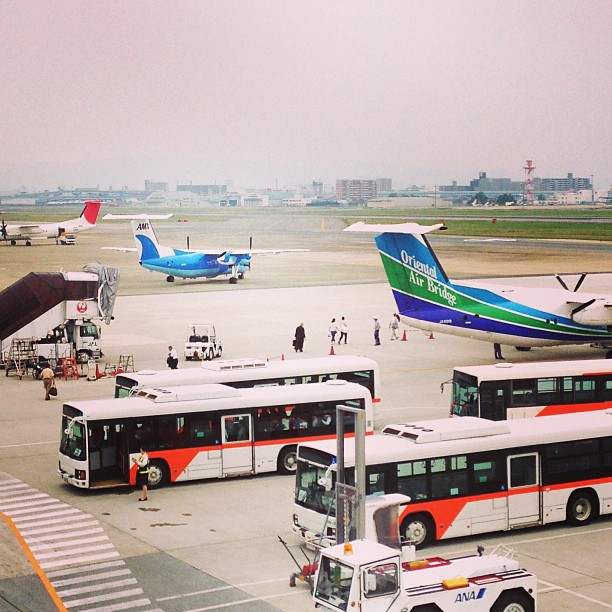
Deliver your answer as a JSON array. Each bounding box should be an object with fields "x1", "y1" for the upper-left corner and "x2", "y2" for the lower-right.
[{"x1": 0, "y1": 209, "x2": 611, "y2": 611}]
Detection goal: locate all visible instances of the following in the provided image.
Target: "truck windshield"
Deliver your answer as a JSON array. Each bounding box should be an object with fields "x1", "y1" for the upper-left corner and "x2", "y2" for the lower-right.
[
  {"x1": 80, "y1": 324, "x2": 99, "y2": 338},
  {"x1": 295, "y1": 461, "x2": 336, "y2": 516},
  {"x1": 60, "y1": 414, "x2": 87, "y2": 460},
  {"x1": 314, "y1": 554, "x2": 354, "y2": 610}
]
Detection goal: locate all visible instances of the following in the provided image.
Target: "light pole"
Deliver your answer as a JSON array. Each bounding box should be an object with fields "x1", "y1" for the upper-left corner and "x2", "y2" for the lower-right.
[{"x1": 591, "y1": 175, "x2": 594, "y2": 204}]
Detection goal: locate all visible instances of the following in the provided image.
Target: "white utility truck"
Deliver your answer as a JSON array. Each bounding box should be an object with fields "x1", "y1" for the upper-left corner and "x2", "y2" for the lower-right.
[
  {"x1": 184, "y1": 323, "x2": 222, "y2": 361},
  {"x1": 312, "y1": 538, "x2": 537, "y2": 612}
]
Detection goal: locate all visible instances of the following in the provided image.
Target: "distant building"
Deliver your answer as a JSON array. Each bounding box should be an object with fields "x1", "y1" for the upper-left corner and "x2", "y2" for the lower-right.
[
  {"x1": 336, "y1": 179, "x2": 377, "y2": 203},
  {"x1": 242, "y1": 193, "x2": 269, "y2": 207},
  {"x1": 537, "y1": 173, "x2": 592, "y2": 192},
  {"x1": 367, "y1": 196, "x2": 452, "y2": 209},
  {"x1": 376, "y1": 178, "x2": 393, "y2": 193},
  {"x1": 176, "y1": 184, "x2": 227, "y2": 196},
  {"x1": 145, "y1": 180, "x2": 169, "y2": 194}
]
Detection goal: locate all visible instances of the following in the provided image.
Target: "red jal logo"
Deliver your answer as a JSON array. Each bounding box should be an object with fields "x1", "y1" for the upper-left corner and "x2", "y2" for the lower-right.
[{"x1": 76, "y1": 301, "x2": 88, "y2": 313}]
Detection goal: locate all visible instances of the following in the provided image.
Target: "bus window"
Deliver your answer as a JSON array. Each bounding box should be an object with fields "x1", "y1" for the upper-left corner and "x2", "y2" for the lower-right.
[
  {"x1": 509, "y1": 454, "x2": 537, "y2": 488},
  {"x1": 561, "y1": 377, "x2": 574, "y2": 403},
  {"x1": 574, "y1": 378, "x2": 597, "y2": 403},
  {"x1": 188, "y1": 416, "x2": 220, "y2": 445},
  {"x1": 367, "y1": 469, "x2": 387, "y2": 496},
  {"x1": 604, "y1": 379, "x2": 612, "y2": 401},
  {"x1": 472, "y1": 456, "x2": 504, "y2": 493},
  {"x1": 479, "y1": 383, "x2": 506, "y2": 420},
  {"x1": 451, "y1": 374, "x2": 478, "y2": 416},
  {"x1": 511, "y1": 379, "x2": 536, "y2": 407},
  {"x1": 536, "y1": 377, "x2": 558, "y2": 405},
  {"x1": 396, "y1": 460, "x2": 427, "y2": 501},
  {"x1": 431, "y1": 456, "x2": 468, "y2": 499}
]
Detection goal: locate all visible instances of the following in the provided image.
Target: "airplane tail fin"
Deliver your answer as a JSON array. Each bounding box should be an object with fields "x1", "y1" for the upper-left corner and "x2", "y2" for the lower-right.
[
  {"x1": 345, "y1": 222, "x2": 455, "y2": 313},
  {"x1": 131, "y1": 219, "x2": 162, "y2": 261},
  {"x1": 81, "y1": 201, "x2": 102, "y2": 225}
]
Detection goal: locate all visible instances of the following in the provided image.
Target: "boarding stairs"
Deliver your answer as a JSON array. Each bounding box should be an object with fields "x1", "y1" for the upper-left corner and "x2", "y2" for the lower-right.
[{"x1": 4, "y1": 338, "x2": 36, "y2": 379}]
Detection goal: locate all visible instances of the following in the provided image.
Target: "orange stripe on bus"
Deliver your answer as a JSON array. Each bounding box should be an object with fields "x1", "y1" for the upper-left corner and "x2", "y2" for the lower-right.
[
  {"x1": 1, "y1": 512, "x2": 68, "y2": 612},
  {"x1": 537, "y1": 401, "x2": 612, "y2": 417}
]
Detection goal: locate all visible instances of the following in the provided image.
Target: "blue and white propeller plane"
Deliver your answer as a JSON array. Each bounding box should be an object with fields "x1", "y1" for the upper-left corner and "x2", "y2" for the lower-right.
[
  {"x1": 346, "y1": 221, "x2": 612, "y2": 355},
  {"x1": 126, "y1": 218, "x2": 307, "y2": 284}
]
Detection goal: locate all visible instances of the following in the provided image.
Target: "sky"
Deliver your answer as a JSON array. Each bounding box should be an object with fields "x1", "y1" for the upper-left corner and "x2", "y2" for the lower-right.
[{"x1": 1, "y1": 0, "x2": 611, "y2": 193}]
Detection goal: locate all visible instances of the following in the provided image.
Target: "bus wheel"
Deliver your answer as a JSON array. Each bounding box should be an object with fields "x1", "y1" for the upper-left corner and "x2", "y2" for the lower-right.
[
  {"x1": 567, "y1": 490, "x2": 598, "y2": 526},
  {"x1": 491, "y1": 589, "x2": 534, "y2": 612},
  {"x1": 277, "y1": 446, "x2": 298, "y2": 475},
  {"x1": 401, "y1": 514, "x2": 433, "y2": 549},
  {"x1": 147, "y1": 460, "x2": 169, "y2": 488}
]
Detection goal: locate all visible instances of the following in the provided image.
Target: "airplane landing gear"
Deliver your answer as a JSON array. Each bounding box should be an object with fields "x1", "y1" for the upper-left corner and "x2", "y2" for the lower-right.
[
  {"x1": 229, "y1": 277, "x2": 238, "y2": 284},
  {"x1": 166, "y1": 275, "x2": 175, "y2": 283},
  {"x1": 26, "y1": 241, "x2": 32, "y2": 246}
]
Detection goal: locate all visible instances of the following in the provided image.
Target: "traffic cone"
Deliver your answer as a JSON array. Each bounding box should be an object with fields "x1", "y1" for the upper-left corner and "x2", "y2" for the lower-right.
[
  {"x1": 116, "y1": 358, "x2": 124, "y2": 374},
  {"x1": 95, "y1": 363, "x2": 102, "y2": 379},
  {"x1": 281, "y1": 354, "x2": 285, "y2": 360},
  {"x1": 428, "y1": 332, "x2": 435, "y2": 340},
  {"x1": 329, "y1": 344, "x2": 335, "y2": 355},
  {"x1": 401, "y1": 330, "x2": 407, "y2": 341}
]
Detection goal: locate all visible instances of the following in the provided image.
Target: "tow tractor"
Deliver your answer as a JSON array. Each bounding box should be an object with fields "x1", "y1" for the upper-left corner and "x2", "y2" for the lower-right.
[
  {"x1": 184, "y1": 323, "x2": 222, "y2": 361},
  {"x1": 304, "y1": 404, "x2": 538, "y2": 611}
]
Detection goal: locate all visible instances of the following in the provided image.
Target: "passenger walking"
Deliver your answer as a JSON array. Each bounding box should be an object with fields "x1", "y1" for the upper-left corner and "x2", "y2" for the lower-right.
[
  {"x1": 329, "y1": 318, "x2": 338, "y2": 343},
  {"x1": 389, "y1": 313, "x2": 400, "y2": 340},
  {"x1": 167, "y1": 345, "x2": 179, "y2": 369},
  {"x1": 132, "y1": 446, "x2": 149, "y2": 501},
  {"x1": 493, "y1": 343, "x2": 504, "y2": 360},
  {"x1": 338, "y1": 317, "x2": 348, "y2": 344},
  {"x1": 373, "y1": 317, "x2": 381, "y2": 345},
  {"x1": 294, "y1": 323, "x2": 306, "y2": 352},
  {"x1": 41, "y1": 365, "x2": 55, "y2": 400}
]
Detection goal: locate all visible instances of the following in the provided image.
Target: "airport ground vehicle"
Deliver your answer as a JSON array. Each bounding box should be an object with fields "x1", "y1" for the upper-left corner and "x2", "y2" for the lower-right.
[
  {"x1": 0, "y1": 268, "x2": 118, "y2": 368},
  {"x1": 313, "y1": 539, "x2": 537, "y2": 611},
  {"x1": 58, "y1": 232, "x2": 76, "y2": 245},
  {"x1": 114, "y1": 356, "x2": 381, "y2": 419},
  {"x1": 293, "y1": 410, "x2": 612, "y2": 548},
  {"x1": 184, "y1": 323, "x2": 222, "y2": 361},
  {"x1": 59, "y1": 380, "x2": 374, "y2": 489},
  {"x1": 447, "y1": 359, "x2": 612, "y2": 419}
]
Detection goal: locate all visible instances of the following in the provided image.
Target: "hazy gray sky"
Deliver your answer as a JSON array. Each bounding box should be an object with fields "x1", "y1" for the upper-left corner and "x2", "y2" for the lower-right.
[{"x1": 2, "y1": 0, "x2": 610, "y2": 192}]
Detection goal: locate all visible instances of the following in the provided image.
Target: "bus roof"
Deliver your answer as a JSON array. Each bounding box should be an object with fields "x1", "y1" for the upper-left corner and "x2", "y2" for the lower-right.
[
  {"x1": 299, "y1": 409, "x2": 612, "y2": 467},
  {"x1": 116, "y1": 354, "x2": 378, "y2": 386},
  {"x1": 64, "y1": 380, "x2": 371, "y2": 421},
  {"x1": 454, "y1": 358, "x2": 612, "y2": 382}
]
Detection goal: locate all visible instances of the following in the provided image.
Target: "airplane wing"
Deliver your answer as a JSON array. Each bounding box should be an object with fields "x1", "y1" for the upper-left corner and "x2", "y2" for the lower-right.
[
  {"x1": 187, "y1": 248, "x2": 309, "y2": 255},
  {"x1": 8, "y1": 224, "x2": 48, "y2": 236},
  {"x1": 344, "y1": 221, "x2": 446, "y2": 235},
  {"x1": 102, "y1": 214, "x2": 174, "y2": 220}
]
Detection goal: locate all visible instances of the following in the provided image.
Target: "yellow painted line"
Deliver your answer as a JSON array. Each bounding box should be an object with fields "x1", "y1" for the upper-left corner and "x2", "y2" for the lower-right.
[{"x1": 1, "y1": 511, "x2": 68, "y2": 612}]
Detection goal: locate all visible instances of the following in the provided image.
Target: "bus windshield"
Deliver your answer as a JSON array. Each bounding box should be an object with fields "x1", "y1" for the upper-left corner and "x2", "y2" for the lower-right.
[
  {"x1": 451, "y1": 372, "x2": 478, "y2": 416},
  {"x1": 295, "y1": 461, "x2": 336, "y2": 516},
  {"x1": 60, "y1": 414, "x2": 86, "y2": 460}
]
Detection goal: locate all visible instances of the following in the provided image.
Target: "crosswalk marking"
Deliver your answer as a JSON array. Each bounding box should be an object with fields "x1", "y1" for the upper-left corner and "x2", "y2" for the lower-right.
[{"x1": 0, "y1": 473, "x2": 158, "y2": 611}]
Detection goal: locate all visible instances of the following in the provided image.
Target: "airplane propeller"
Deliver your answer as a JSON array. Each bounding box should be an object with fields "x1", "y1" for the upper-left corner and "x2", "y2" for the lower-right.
[
  {"x1": 0, "y1": 220, "x2": 7, "y2": 240},
  {"x1": 555, "y1": 273, "x2": 587, "y2": 292}
]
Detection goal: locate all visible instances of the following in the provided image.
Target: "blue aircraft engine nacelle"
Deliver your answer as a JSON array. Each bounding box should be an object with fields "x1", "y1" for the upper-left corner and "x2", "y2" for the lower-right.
[
  {"x1": 217, "y1": 252, "x2": 237, "y2": 267},
  {"x1": 235, "y1": 254, "x2": 252, "y2": 273}
]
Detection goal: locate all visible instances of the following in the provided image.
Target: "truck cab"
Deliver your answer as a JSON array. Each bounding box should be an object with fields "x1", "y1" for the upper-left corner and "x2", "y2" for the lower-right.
[{"x1": 184, "y1": 323, "x2": 222, "y2": 361}]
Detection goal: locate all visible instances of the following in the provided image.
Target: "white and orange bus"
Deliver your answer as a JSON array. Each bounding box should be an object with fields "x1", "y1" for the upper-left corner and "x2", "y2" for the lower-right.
[
  {"x1": 59, "y1": 380, "x2": 373, "y2": 489},
  {"x1": 447, "y1": 359, "x2": 612, "y2": 420},
  {"x1": 114, "y1": 355, "x2": 381, "y2": 418},
  {"x1": 292, "y1": 410, "x2": 612, "y2": 548}
]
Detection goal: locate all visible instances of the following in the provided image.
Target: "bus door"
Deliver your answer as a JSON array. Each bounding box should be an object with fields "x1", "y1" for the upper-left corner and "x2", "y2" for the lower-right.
[
  {"x1": 88, "y1": 422, "x2": 128, "y2": 487},
  {"x1": 221, "y1": 414, "x2": 254, "y2": 476},
  {"x1": 507, "y1": 452, "x2": 541, "y2": 527}
]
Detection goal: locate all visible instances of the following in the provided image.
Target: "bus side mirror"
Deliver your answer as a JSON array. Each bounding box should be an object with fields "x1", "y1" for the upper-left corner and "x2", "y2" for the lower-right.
[{"x1": 318, "y1": 476, "x2": 332, "y2": 491}]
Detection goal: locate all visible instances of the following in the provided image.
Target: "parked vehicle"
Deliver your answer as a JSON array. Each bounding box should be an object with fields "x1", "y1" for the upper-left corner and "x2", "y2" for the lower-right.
[{"x1": 184, "y1": 323, "x2": 222, "y2": 361}]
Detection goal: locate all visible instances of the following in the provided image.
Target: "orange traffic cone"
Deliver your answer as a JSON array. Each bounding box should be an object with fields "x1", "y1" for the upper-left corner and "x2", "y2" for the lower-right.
[
  {"x1": 428, "y1": 332, "x2": 435, "y2": 340},
  {"x1": 329, "y1": 344, "x2": 335, "y2": 355},
  {"x1": 401, "y1": 330, "x2": 407, "y2": 341},
  {"x1": 282, "y1": 354, "x2": 285, "y2": 360}
]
